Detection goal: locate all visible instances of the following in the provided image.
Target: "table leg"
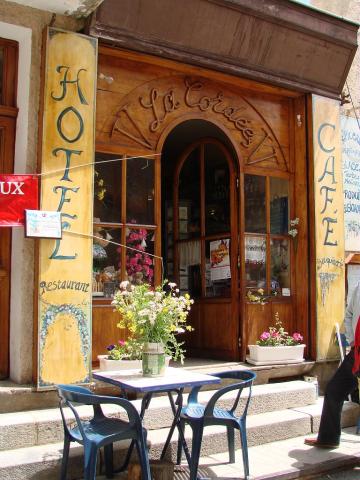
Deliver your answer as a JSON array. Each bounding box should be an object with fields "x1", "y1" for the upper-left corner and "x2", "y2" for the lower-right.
[{"x1": 160, "y1": 389, "x2": 192, "y2": 468}]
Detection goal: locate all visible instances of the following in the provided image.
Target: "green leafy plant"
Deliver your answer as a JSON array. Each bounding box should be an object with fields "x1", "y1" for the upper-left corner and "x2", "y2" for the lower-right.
[{"x1": 112, "y1": 280, "x2": 194, "y2": 362}]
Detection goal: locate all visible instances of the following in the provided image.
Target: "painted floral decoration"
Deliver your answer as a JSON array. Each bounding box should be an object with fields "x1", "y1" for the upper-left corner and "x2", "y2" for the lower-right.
[{"x1": 112, "y1": 280, "x2": 194, "y2": 362}]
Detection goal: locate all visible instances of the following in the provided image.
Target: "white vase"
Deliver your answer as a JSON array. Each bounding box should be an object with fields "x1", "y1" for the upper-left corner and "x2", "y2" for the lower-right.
[
  {"x1": 98, "y1": 355, "x2": 142, "y2": 371},
  {"x1": 246, "y1": 344, "x2": 305, "y2": 365}
]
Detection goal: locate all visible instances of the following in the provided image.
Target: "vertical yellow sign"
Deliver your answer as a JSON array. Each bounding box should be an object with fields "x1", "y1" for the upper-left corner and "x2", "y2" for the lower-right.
[
  {"x1": 37, "y1": 28, "x2": 97, "y2": 387},
  {"x1": 312, "y1": 95, "x2": 345, "y2": 360}
]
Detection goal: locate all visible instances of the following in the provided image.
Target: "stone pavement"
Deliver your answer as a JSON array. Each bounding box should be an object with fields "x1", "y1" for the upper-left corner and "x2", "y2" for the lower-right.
[{"x1": 95, "y1": 427, "x2": 360, "y2": 479}]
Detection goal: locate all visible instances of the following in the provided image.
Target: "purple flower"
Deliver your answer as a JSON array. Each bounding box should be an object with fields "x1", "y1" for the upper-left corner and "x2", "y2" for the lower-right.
[
  {"x1": 106, "y1": 344, "x2": 115, "y2": 351},
  {"x1": 260, "y1": 332, "x2": 271, "y2": 341}
]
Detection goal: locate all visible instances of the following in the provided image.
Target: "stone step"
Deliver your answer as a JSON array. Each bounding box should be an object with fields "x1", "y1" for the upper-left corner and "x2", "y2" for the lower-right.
[
  {"x1": 0, "y1": 380, "x2": 316, "y2": 451},
  {"x1": 0, "y1": 360, "x2": 315, "y2": 414},
  {"x1": 0, "y1": 400, "x2": 357, "y2": 480}
]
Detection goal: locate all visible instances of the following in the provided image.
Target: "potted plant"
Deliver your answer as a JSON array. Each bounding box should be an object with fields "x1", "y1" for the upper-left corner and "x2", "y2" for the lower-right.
[
  {"x1": 247, "y1": 313, "x2": 305, "y2": 365},
  {"x1": 98, "y1": 337, "x2": 143, "y2": 371},
  {"x1": 112, "y1": 280, "x2": 194, "y2": 377}
]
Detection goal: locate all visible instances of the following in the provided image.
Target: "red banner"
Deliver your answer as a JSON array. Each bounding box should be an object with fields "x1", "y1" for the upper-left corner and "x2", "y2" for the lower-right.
[{"x1": 0, "y1": 174, "x2": 39, "y2": 226}]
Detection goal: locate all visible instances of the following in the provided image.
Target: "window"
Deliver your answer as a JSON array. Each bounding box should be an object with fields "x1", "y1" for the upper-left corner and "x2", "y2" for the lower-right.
[
  {"x1": 0, "y1": 39, "x2": 18, "y2": 107},
  {"x1": 244, "y1": 174, "x2": 290, "y2": 296},
  {"x1": 92, "y1": 152, "x2": 156, "y2": 299}
]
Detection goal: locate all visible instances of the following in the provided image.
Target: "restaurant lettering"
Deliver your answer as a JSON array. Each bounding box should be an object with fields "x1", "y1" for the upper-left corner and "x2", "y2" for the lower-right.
[{"x1": 40, "y1": 279, "x2": 90, "y2": 294}]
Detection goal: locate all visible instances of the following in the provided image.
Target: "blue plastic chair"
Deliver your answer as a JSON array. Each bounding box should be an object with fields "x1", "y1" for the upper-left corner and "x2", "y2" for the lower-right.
[
  {"x1": 177, "y1": 370, "x2": 256, "y2": 480},
  {"x1": 57, "y1": 384, "x2": 151, "y2": 480}
]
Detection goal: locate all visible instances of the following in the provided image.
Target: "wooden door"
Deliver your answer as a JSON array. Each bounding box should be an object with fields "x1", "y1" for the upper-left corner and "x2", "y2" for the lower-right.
[
  {"x1": 0, "y1": 116, "x2": 16, "y2": 378},
  {"x1": 172, "y1": 139, "x2": 239, "y2": 360}
]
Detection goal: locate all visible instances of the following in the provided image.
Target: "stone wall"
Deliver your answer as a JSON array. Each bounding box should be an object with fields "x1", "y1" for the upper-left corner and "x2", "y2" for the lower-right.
[
  {"x1": 311, "y1": 0, "x2": 360, "y2": 118},
  {"x1": 0, "y1": 0, "x2": 84, "y2": 383}
]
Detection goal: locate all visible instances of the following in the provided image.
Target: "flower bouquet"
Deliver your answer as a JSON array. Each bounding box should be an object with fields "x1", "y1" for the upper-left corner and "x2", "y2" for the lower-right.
[{"x1": 112, "y1": 280, "x2": 194, "y2": 376}]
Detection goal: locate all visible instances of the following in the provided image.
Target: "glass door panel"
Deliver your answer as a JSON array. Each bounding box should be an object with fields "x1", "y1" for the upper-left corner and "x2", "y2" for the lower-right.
[
  {"x1": 205, "y1": 143, "x2": 230, "y2": 235},
  {"x1": 270, "y1": 237, "x2": 290, "y2": 292},
  {"x1": 178, "y1": 148, "x2": 200, "y2": 240},
  {"x1": 244, "y1": 175, "x2": 266, "y2": 233},
  {"x1": 270, "y1": 177, "x2": 289, "y2": 234},
  {"x1": 245, "y1": 235, "x2": 266, "y2": 289},
  {"x1": 126, "y1": 156, "x2": 154, "y2": 225},
  {"x1": 94, "y1": 152, "x2": 122, "y2": 223},
  {"x1": 206, "y1": 238, "x2": 231, "y2": 297}
]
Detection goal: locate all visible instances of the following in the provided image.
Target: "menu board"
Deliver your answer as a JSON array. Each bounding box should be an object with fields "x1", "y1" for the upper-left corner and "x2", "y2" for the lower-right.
[{"x1": 341, "y1": 116, "x2": 360, "y2": 252}]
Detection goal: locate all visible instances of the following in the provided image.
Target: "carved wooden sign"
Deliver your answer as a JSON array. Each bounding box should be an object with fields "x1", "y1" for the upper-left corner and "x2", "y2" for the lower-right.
[
  {"x1": 108, "y1": 76, "x2": 287, "y2": 170},
  {"x1": 37, "y1": 28, "x2": 97, "y2": 388},
  {"x1": 312, "y1": 95, "x2": 345, "y2": 361}
]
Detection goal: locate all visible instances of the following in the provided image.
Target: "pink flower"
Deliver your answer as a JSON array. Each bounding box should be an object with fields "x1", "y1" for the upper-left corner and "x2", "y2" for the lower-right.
[
  {"x1": 260, "y1": 332, "x2": 270, "y2": 341},
  {"x1": 292, "y1": 332, "x2": 303, "y2": 343},
  {"x1": 118, "y1": 340, "x2": 126, "y2": 346}
]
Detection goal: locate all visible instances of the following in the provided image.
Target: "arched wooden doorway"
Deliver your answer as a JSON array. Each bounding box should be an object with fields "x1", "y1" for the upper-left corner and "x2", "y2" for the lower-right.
[{"x1": 162, "y1": 133, "x2": 239, "y2": 360}]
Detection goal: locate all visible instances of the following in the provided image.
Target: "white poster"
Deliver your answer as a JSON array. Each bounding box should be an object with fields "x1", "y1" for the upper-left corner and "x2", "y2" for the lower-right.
[
  {"x1": 341, "y1": 116, "x2": 360, "y2": 251},
  {"x1": 210, "y1": 239, "x2": 231, "y2": 281}
]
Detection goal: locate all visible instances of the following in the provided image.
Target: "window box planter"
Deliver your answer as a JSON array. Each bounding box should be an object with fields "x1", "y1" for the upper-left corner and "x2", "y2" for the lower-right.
[
  {"x1": 98, "y1": 354, "x2": 172, "y2": 372},
  {"x1": 246, "y1": 344, "x2": 305, "y2": 365},
  {"x1": 98, "y1": 355, "x2": 142, "y2": 371}
]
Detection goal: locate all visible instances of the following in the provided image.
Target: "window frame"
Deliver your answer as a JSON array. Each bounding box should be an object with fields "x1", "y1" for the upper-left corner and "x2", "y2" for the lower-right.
[
  {"x1": 243, "y1": 171, "x2": 293, "y2": 299},
  {"x1": 92, "y1": 151, "x2": 159, "y2": 304}
]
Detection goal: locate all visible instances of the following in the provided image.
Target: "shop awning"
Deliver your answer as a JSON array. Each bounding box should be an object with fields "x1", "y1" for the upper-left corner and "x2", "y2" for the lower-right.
[{"x1": 88, "y1": 0, "x2": 358, "y2": 98}]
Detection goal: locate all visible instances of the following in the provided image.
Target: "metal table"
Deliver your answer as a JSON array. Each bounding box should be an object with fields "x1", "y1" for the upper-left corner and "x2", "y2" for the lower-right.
[{"x1": 93, "y1": 367, "x2": 220, "y2": 470}]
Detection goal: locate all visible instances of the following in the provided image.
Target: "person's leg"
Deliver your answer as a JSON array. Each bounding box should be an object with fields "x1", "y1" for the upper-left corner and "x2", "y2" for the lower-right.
[{"x1": 306, "y1": 349, "x2": 358, "y2": 447}]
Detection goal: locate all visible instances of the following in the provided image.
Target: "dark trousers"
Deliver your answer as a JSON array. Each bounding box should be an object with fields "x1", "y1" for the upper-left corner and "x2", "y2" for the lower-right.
[{"x1": 318, "y1": 349, "x2": 358, "y2": 444}]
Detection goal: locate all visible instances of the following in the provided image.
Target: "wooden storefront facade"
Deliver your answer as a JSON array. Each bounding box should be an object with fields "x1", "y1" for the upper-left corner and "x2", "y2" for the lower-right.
[
  {"x1": 2, "y1": 0, "x2": 358, "y2": 383},
  {"x1": 91, "y1": 46, "x2": 309, "y2": 363},
  {"x1": 86, "y1": 0, "x2": 358, "y2": 368}
]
